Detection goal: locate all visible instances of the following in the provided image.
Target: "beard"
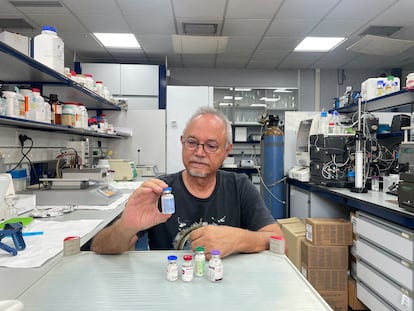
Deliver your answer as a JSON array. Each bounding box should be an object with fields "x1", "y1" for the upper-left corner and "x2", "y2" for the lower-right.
[
  {"x1": 187, "y1": 156, "x2": 210, "y2": 177},
  {"x1": 187, "y1": 169, "x2": 208, "y2": 177}
]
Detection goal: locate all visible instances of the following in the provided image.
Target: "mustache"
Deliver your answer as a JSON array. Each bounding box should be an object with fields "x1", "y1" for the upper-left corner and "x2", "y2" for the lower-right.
[{"x1": 189, "y1": 157, "x2": 209, "y2": 165}]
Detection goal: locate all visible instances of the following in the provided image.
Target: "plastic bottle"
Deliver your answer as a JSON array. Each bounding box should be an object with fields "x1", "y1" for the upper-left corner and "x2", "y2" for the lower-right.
[
  {"x1": 166, "y1": 255, "x2": 178, "y2": 281},
  {"x1": 331, "y1": 110, "x2": 341, "y2": 134},
  {"x1": 15, "y1": 91, "x2": 25, "y2": 119},
  {"x1": 208, "y1": 250, "x2": 223, "y2": 282},
  {"x1": 385, "y1": 76, "x2": 393, "y2": 94},
  {"x1": 328, "y1": 112, "x2": 335, "y2": 134},
  {"x1": 161, "y1": 187, "x2": 175, "y2": 214},
  {"x1": 19, "y1": 87, "x2": 34, "y2": 120},
  {"x1": 407, "y1": 73, "x2": 414, "y2": 90},
  {"x1": 44, "y1": 100, "x2": 51, "y2": 124},
  {"x1": 181, "y1": 254, "x2": 194, "y2": 282},
  {"x1": 32, "y1": 88, "x2": 45, "y2": 122},
  {"x1": 318, "y1": 111, "x2": 329, "y2": 134},
  {"x1": 95, "y1": 81, "x2": 104, "y2": 96},
  {"x1": 195, "y1": 246, "x2": 206, "y2": 277},
  {"x1": 1, "y1": 85, "x2": 19, "y2": 118},
  {"x1": 33, "y1": 26, "x2": 64, "y2": 74}
]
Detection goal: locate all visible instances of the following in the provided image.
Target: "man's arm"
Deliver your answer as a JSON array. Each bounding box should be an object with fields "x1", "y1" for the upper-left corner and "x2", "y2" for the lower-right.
[
  {"x1": 91, "y1": 178, "x2": 171, "y2": 254},
  {"x1": 189, "y1": 223, "x2": 284, "y2": 259}
]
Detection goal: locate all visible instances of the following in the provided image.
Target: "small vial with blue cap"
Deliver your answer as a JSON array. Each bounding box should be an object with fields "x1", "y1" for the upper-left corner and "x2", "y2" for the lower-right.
[{"x1": 161, "y1": 187, "x2": 175, "y2": 214}]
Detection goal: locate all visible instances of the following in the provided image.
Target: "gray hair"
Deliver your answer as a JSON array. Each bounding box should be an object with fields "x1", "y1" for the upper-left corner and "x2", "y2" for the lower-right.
[{"x1": 182, "y1": 106, "x2": 233, "y2": 145}]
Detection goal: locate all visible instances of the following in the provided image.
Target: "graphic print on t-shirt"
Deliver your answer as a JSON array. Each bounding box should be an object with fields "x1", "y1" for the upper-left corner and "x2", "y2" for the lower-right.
[{"x1": 173, "y1": 215, "x2": 226, "y2": 250}]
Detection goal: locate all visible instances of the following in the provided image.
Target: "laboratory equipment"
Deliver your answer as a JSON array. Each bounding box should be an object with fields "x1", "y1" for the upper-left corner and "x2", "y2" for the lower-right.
[{"x1": 261, "y1": 114, "x2": 285, "y2": 219}]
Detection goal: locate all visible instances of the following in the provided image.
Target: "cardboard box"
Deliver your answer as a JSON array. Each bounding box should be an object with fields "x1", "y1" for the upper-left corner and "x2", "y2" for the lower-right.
[
  {"x1": 305, "y1": 218, "x2": 352, "y2": 246},
  {"x1": 301, "y1": 239, "x2": 349, "y2": 270},
  {"x1": 348, "y1": 277, "x2": 369, "y2": 310},
  {"x1": 319, "y1": 290, "x2": 348, "y2": 311},
  {"x1": 0, "y1": 31, "x2": 30, "y2": 56},
  {"x1": 278, "y1": 217, "x2": 302, "y2": 226},
  {"x1": 302, "y1": 268, "x2": 348, "y2": 291},
  {"x1": 278, "y1": 218, "x2": 306, "y2": 270}
]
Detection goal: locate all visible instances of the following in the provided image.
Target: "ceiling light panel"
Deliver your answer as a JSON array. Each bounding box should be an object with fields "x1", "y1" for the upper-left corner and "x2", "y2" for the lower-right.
[
  {"x1": 294, "y1": 37, "x2": 346, "y2": 52},
  {"x1": 94, "y1": 33, "x2": 141, "y2": 48}
]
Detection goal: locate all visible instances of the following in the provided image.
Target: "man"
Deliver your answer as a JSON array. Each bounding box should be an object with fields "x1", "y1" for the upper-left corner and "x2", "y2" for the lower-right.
[{"x1": 91, "y1": 106, "x2": 284, "y2": 258}]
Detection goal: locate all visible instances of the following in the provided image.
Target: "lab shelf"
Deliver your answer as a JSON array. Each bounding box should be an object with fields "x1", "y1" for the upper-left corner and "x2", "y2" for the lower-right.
[
  {"x1": 0, "y1": 115, "x2": 123, "y2": 139},
  {"x1": 0, "y1": 41, "x2": 121, "y2": 111},
  {"x1": 334, "y1": 89, "x2": 414, "y2": 113}
]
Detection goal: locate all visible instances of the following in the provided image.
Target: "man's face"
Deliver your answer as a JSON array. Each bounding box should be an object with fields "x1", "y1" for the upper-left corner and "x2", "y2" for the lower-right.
[{"x1": 181, "y1": 114, "x2": 231, "y2": 178}]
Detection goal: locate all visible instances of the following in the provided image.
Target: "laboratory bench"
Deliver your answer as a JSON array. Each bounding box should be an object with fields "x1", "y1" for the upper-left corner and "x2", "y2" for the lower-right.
[
  {"x1": 0, "y1": 182, "x2": 138, "y2": 300},
  {"x1": 12, "y1": 251, "x2": 332, "y2": 311},
  {"x1": 288, "y1": 178, "x2": 414, "y2": 311},
  {"x1": 287, "y1": 178, "x2": 414, "y2": 230}
]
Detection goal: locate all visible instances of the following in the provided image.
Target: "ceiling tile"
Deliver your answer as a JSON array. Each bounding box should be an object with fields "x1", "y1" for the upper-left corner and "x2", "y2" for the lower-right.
[
  {"x1": 61, "y1": 0, "x2": 122, "y2": 15},
  {"x1": 250, "y1": 50, "x2": 289, "y2": 62},
  {"x1": 226, "y1": 0, "x2": 283, "y2": 19},
  {"x1": 266, "y1": 19, "x2": 317, "y2": 37},
  {"x1": 117, "y1": 0, "x2": 173, "y2": 16},
  {"x1": 26, "y1": 13, "x2": 88, "y2": 32},
  {"x1": 310, "y1": 20, "x2": 367, "y2": 37},
  {"x1": 226, "y1": 36, "x2": 262, "y2": 51},
  {"x1": 182, "y1": 54, "x2": 216, "y2": 67},
  {"x1": 276, "y1": 0, "x2": 341, "y2": 20},
  {"x1": 246, "y1": 61, "x2": 278, "y2": 69},
  {"x1": 127, "y1": 16, "x2": 175, "y2": 35},
  {"x1": 137, "y1": 35, "x2": 175, "y2": 54},
  {"x1": 59, "y1": 32, "x2": 103, "y2": 52},
  {"x1": 327, "y1": 0, "x2": 397, "y2": 20},
  {"x1": 77, "y1": 15, "x2": 130, "y2": 32},
  {"x1": 223, "y1": 19, "x2": 271, "y2": 36},
  {"x1": 173, "y1": 0, "x2": 226, "y2": 19},
  {"x1": 257, "y1": 36, "x2": 300, "y2": 51}
]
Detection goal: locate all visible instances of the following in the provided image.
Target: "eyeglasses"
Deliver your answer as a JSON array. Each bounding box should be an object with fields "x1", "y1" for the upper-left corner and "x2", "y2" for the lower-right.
[{"x1": 182, "y1": 138, "x2": 221, "y2": 154}]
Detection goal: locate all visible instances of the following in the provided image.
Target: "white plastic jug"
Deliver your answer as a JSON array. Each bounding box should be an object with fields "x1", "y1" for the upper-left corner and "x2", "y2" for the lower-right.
[{"x1": 33, "y1": 26, "x2": 64, "y2": 74}]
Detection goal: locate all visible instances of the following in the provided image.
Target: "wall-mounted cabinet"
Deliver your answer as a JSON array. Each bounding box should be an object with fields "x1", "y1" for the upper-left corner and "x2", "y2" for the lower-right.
[
  {"x1": 213, "y1": 87, "x2": 298, "y2": 126},
  {"x1": 214, "y1": 87, "x2": 297, "y2": 147},
  {"x1": 81, "y1": 63, "x2": 159, "y2": 97}
]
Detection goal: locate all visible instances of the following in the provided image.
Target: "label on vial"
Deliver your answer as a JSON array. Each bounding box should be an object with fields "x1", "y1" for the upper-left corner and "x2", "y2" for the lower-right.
[
  {"x1": 208, "y1": 264, "x2": 223, "y2": 282},
  {"x1": 181, "y1": 266, "x2": 194, "y2": 282},
  {"x1": 166, "y1": 264, "x2": 178, "y2": 281},
  {"x1": 161, "y1": 196, "x2": 175, "y2": 214}
]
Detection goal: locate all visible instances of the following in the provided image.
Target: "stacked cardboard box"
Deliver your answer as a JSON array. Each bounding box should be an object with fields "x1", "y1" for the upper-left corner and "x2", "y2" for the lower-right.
[
  {"x1": 277, "y1": 217, "x2": 306, "y2": 270},
  {"x1": 302, "y1": 218, "x2": 353, "y2": 311}
]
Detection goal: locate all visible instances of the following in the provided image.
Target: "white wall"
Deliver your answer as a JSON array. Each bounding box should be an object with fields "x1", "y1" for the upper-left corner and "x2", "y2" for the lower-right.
[
  {"x1": 106, "y1": 109, "x2": 166, "y2": 174},
  {"x1": 166, "y1": 86, "x2": 213, "y2": 173}
]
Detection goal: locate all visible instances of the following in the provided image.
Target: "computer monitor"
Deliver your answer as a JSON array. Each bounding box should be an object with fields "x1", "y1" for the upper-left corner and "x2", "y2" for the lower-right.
[{"x1": 296, "y1": 118, "x2": 313, "y2": 166}]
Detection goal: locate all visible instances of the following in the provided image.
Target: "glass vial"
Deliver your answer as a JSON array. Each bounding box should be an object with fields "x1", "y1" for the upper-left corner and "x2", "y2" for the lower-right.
[
  {"x1": 269, "y1": 236, "x2": 285, "y2": 255},
  {"x1": 181, "y1": 254, "x2": 194, "y2": 282},
  {"x1": 161, "y1": 187, "x2": 175, "y2": 214},
  {"x1": 194, "y1": 246, "x2": 206, "y2": 277},
  {"x1": 166, "y1": 255, "x2": 178, "y2": 281},
  {"x1": 208, "y1": 250, "x2": 223, "y2": 282}
]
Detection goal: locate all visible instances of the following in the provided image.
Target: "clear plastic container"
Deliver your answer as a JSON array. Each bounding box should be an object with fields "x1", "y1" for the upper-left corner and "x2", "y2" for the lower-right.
[
  {"x1": 10, "y1": 169, "x2": 27, "y2": 192},
  {"x1": 318, "y1": 111, "x2": 329, "y2": 134}
]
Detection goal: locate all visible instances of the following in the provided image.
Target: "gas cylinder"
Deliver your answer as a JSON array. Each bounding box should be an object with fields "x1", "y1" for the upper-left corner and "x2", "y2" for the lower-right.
[{"x1": 260, "y1": 114, "x2": 285, "y2": 219}]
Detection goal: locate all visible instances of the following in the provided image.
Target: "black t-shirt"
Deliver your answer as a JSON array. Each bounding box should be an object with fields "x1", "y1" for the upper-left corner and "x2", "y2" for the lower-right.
[{"x1": 145, "y1": 170, "x2": 275, "y2": 250}]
